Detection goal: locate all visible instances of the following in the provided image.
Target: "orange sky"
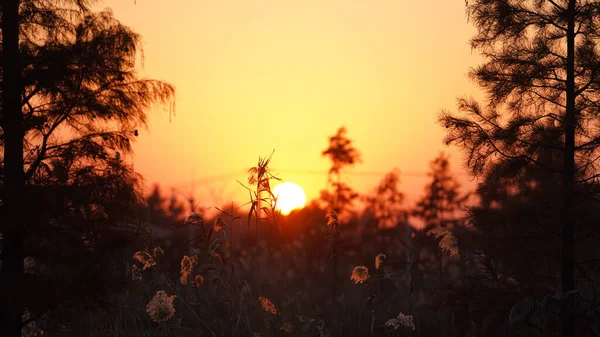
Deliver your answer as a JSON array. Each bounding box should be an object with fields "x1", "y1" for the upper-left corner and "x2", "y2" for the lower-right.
[{"x1": 98, "y1": 0, "x2": 484, "y2": 211}]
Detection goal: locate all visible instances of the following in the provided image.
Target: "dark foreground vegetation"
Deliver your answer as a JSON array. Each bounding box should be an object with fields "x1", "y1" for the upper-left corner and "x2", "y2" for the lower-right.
[{"x1": 2, "y1": 0, "x2": 600, "y2": 336}]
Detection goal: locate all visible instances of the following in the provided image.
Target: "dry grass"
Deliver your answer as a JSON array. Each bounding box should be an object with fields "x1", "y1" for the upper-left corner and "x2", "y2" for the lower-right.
[{"x1": 35, "y1": 154, "x2": 472, "y2": 337}]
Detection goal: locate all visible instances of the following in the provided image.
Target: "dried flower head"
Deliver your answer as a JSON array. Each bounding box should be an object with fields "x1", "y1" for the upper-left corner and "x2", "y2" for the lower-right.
[
  {"x1": 247, "y1": 169, "x2": 258, "y2": 185},
  {"x1": 325, "y1": 211, "x2": 338, "y2": 229},
  {"x1": 180, "y1": 255, "x2": 198, "y2": 285},
  {"x1": 153, "y1": 246, "x2": 164, "y2": 257},
  {"x1": 509, "y1": 298, "x2": 535, "y2": 324},
  {"x1": 498, "y1": 273, "x2": 519, "y2": 286},
  {"x1": 212, "y1": 252, "x2": 224, "y2": 263},
  {"x1": 132, "y1": 264, "x2": 142, "y2": 281},
  {"x1": 213, "y1": 217, "x2": 226, "y2": 232},
  {"x1": 426, "y1": 227, "x2": 459, "y2": 257},
  {"x1": 133, "y1": 251, "x2": 156, "y2": 270},
  {"x1": 184, "y1": 212, "x2": 203, "y2": 226},
  {"x1": 375, "y1": 254, "x2": 386, "y2": 270},
  {"x1": 259, "y1": 296, "x2": 277, "y2": 315},
  {"x1": 385, "y1": 312, "x2": 415, "y2": 331},
  {"x1": 280, "y1": 321, "x2": 295, "y2": 333},
  {"x1": 194, "y1": 275, "x2": 204, "y2": 288},
  {"x1": 133, "y1": 251, "x2": 148, "y2": 263},
  {"x1": 22, "y1": 310, "x2": 43, "y2": 337},
  {"x1": 24, "y1": 257, "x2": 38, "y2": 275},
  {"x1": 146, "y1": 290, "x2": 176, "y2": 323},
  {"x1": 351, "y1": 265, "x2": 370, "y2": 284},
  {"x1": 385, "y1": 319, "x2": 400, "y2": 329}
]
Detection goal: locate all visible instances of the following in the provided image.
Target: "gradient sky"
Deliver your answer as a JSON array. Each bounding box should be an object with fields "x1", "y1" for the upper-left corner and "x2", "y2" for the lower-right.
[{"x1": 98, "y1": 0, "x2": 484, "y2": 211}]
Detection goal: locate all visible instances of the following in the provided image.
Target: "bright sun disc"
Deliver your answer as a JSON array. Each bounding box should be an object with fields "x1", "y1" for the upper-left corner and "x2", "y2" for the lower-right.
[{"x1": 273, "y1": 182, "x2": 307, "y2": 215}]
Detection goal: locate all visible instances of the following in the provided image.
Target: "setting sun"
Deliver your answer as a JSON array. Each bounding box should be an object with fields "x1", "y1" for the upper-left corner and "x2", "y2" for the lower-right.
[{"x1": 273, "y1": 182, "x2": 307, "y2": 215}]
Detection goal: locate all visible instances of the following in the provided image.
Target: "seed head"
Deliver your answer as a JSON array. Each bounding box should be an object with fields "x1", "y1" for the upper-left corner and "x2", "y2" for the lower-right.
[
  {"x1": 259, "y1": 296, "x2": 277, "y2": 315},
  {"x1": 426, "y1": 227, "x2": 459, "y2": 257},
  {"x1": 375, "y1": 254, "x2": 386, "y2": 270},
  {"x1": 132, "y1": 264, "x2": 142, "y2": 281},
  {"x1": 133, "y1": 251, "x2": 156, "y2": 270},
  {"x1": 385, "y1": 312, "x2": 415, "y2": 331},
  {"x1": 213, "y1": 217, "x2": 226, "y2": 232},
  {"x1": 153, "y1": 246, "x2": 164, "y2": 257},
  {"x1": 351, "y1": 265, "x2": 370, "y2": 284},
  {"x1": 194, "y1": 275, "x2": 204, "y2": 288},
  {"x1": 280, "y1": 321, "x2": 295, "y2": 333},
  {"x1": 180, "y1": 255, "x2": 198, "y2": 285},
  {"x1": 326, "y1": 211, "x2": 338, "y2": 229},
  {"x1": 146, "y1": 291, "x2": 176, "y2": 323},
  {"x1": 24, "y1": 257, "x2": 38, "y2": 275},
  {"x1": 184, "y1": 212, "x2": 203, "y2": 226}
]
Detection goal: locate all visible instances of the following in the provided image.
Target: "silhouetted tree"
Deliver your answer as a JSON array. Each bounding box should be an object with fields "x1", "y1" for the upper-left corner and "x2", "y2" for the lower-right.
[
  {"x1": 440, "y1": 1, "x2": 600, "y2": 336},
  {"x1": 320, "y1": 127, "x2": 361, "y2": 217},
  {"x1": 0, "y1": 0, "x2": 25, "y2": 335},
  {"x1": 364, "y1": 169, "x2": 405, "y2": 241},
  {"x1": 407, "y1": 154, "x2": 467, "y2": 316},
  {"x1": 147, "y1": 184, "x2": 186, "y2": 227},
  {"x1": 167, "y1": 190, "x2": 186, "y2": 221},
  {"x1": 413, "y1": 153, "x2": 468, "y2": 229},
  {"x1": 0, "y1": 1, "x2": 173, "y2": 335}
]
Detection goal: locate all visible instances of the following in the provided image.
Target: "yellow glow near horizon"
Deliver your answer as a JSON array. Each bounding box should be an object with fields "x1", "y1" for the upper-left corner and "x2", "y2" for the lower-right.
[
  {"x1": 99, "y1": 0, "x2": 482, "y2": 207},
  {"x1": 273, "y1": 182, "x2": 307, "y2": 215}
]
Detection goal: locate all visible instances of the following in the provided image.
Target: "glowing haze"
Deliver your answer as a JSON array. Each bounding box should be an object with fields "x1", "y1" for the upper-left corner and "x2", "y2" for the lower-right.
[{"x1": 98, "y1": 0, "x2": 482, "y2": 209}]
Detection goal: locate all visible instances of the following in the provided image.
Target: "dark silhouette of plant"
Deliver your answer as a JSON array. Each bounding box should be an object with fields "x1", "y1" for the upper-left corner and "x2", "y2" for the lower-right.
[
  {"x1": 318, "y1": 127, "x2": 360, "y2": 325},
  {"x1": 1, "y1": 0, "x2": 24, "y2": 335},
  {"x1": 405, "y1": 154, "x2": 467, "y2": 320},
  {"x1": 0, "y1": 1, "x2": 174, "y2": 335},
  {"x1": 246, "y1": 152, "x2": 280, "y2": 229},
  {"x1": 147, "y1": 185, "x2": 187, "y2": 228},
  {"x1": 239, "y1": 151, "x2": 281, "y2": 271},
  {"x1": 413, "y1": 153, "x2": 468, "y2": 229},
  {"x1": 440, "y1": 1, "x2": 600, "y2": 336},
  {"x1": 365, "y1": 169, "x2": 406, "y2": 229},
  {"x1": 320, "y1": 127, "x2": 361, "y2": 218}
]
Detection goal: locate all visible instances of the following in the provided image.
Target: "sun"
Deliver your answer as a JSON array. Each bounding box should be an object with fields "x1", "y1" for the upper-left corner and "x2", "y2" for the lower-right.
[{"x1": 273, "y1": 182, "x2": 307, "y2": 215}]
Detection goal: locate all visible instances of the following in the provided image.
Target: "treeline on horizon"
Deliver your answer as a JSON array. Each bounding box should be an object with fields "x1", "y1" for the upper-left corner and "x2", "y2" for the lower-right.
[
  {"x1": 1, "y1": 0, "x2": 600, "y2": 337},
  {"x1": 97, "y1": 131, "x2": 475, "y2": 336}
]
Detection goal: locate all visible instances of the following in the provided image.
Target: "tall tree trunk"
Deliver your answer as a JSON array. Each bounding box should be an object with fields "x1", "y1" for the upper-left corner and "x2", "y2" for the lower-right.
[
  {"x1": 0, "y1": 0, "x2": 24, "y2": 336},
  {"x1": 562, "y1": 1, "x2": 576, "y2": 336}
]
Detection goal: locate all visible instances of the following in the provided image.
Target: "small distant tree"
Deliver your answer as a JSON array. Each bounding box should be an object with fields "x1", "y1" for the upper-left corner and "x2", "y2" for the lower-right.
[
  {"x1": 413, "y1": 153, "x2": 468, "y2": 229},
  {"x1": 365, "y1": 169, "x2": 406, "y2": 229},
  {"x1": 411, "y1": 153, "x2": 467, "y2": 292},
  {"x1": 320, "y1": 127, "x2": 361, "y2": 217},
  {"x1": 167, "y1": 189, "x2": 186, "y2": 222},
  {"x1": 147, "y1": 184, "x2": 187, "y2": 227}
]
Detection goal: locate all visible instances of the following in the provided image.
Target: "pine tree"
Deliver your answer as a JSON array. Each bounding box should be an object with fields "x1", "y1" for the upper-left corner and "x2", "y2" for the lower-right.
[
  {"x1": 413, "y1": 153, "x2": 468, "y2": 229},
  {"x1": 440, "y1": 1, "x2": 600, "y2": 336},
  {"x1": 412, "y1": 153, "x2": 466, "y2": 298},
  {"x1": 365, "y1": 169, "x2": 405, "y2": 229}
]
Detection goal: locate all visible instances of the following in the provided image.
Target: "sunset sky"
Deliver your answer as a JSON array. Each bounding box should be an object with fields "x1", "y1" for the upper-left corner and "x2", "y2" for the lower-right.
[{"x1": 99, "y1": 0, "x2": 484, "y2": 210}]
